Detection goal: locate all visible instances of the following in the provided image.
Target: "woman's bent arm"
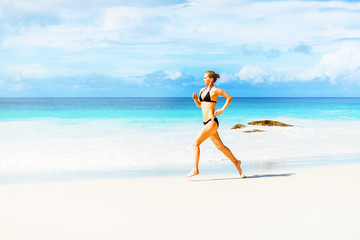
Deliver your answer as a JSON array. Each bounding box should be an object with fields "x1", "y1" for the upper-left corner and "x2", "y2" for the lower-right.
[{"x1": 214, "y1": 88, "x2": 232, "y2": 116}]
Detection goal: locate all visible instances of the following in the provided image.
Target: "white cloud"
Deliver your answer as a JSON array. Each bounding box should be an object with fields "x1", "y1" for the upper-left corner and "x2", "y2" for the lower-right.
[
  {"x1": 0, "y1": 0, "x2": 183, "y2": 18},
  {"x1": 5, "y1": 63, "x2": 49, "y2": 80},
  {"x1": 216, "y1": 72, "x2": 237, "y2": 84},
  {"x1": 101, "y1": 7, "x2": 142, "y2": 31},
  {"x1": 232, "y1": 47, "x2": 360, "y2": 84},
  {"x1": 235, "y1": 65, "x2": 266, "y2": 83},
  {"x1": 11, "y1": 83, "x2": 23, "y2": 91},
  {"x1": 297, "y1": 46, "x2": 360, "y2": 83},
  {"x1": 165, "y1": 70, "x2": 182, "y2": 80},
  {"x1": 2, "y1": 0, "x2": 360, "y2": 53}
]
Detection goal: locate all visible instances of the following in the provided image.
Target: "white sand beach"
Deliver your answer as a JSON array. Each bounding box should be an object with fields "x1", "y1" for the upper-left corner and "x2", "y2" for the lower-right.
[{"x1": 1, "y1": 163, "x2": 359, "y2": 240}]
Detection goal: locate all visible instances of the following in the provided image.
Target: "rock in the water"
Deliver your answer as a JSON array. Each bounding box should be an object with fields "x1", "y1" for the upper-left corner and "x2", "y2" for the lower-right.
[
  {"x1": 231, "y1": 124, "x2": 245, "y2": 129},
  {"x1": 247, "y1": 120, "x2": 293, "y2": 127},
  {"x1": 244, "y1": 129, "x2": 265, "y2": 133}
]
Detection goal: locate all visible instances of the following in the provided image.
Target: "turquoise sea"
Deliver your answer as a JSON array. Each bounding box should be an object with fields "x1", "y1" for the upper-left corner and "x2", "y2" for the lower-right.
[
  {"x1": 1, "y1": 97, "x2": 360, "y2": 183},
  {"x1": 1, "y1": 97, "x2": 360, "y2": 121}
]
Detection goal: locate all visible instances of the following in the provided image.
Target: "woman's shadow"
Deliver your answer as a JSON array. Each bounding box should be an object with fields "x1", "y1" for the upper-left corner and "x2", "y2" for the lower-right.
[{"x1": 190, "y1": 173, "x2": 295, "y2": 182}]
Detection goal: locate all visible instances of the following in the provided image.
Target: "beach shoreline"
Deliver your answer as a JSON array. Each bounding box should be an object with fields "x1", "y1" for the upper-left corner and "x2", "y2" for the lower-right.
[
  {"x1": 1, "y1": 151, "x2": 360, "y2": 185},
  {"x1": 1, "y1": 162, "x2": 359, "y2": 240}
]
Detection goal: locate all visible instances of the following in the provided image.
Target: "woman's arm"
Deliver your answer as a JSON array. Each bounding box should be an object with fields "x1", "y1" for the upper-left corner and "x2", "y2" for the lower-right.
[
  {"x1": 192, "y1": 92, "x2": 201, "y2": 108},
  {"x1": 214, "y1": 88, "x2": 233, "y2": 116}
]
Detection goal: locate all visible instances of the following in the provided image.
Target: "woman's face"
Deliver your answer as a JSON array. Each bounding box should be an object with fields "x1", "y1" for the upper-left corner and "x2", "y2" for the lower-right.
[{"x1": 203, "y1": 73, "x2": 213, "y2": 86}]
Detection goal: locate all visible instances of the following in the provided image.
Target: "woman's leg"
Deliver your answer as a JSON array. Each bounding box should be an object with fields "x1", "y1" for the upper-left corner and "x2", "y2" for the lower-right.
[
  {"x1": 186, "y1": 121, "x2": 218, "y2": 177},
  {"x1": 209, "y1": 131, "x2": 243, "y2": 176}
]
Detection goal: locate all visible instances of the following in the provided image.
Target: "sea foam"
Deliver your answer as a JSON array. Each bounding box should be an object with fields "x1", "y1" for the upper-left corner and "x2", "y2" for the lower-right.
[{"x1": 0, "y1": 118, "x2": 359, "y2": 175}]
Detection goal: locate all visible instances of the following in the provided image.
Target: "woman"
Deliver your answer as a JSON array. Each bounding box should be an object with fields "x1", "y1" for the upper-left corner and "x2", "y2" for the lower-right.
[{"x1": 186, "y1": 71, "x2": 244, "y2": 177}]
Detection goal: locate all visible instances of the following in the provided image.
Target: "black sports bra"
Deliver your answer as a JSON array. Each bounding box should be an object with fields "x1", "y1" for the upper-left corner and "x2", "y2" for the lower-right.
[{"x1": 199, "y1": 87, "x2": 217, "y2": 103}]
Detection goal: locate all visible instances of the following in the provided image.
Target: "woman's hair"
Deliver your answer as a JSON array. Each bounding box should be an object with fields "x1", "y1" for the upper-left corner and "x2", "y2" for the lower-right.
[{"x1": 205, "y1": 71, "x2": 220, "y2": 82}]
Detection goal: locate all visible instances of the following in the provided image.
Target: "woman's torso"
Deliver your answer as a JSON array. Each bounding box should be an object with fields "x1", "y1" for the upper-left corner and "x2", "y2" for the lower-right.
[{"x1": 199, "y1": 87, "x2": 218, "y2": 121}]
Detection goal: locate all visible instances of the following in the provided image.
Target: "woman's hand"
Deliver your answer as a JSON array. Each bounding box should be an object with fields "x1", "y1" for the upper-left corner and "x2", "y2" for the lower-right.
[
  {"x1": 214, "y1": 109, "x2": 224, "y2": 117},
  {"x1": 192, "y1": 92, "x2": 201, "y2": 108}
]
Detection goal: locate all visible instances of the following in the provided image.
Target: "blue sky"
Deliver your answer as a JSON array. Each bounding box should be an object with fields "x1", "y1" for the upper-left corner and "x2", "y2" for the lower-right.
[{"x1": 0, "y1": 0, "x2": 360, "y2": 97}]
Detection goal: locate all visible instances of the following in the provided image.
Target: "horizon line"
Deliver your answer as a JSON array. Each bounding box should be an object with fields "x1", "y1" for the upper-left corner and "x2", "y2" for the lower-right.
[{"x1": 1, "y1": 96, "x2": 360, "y2": 99}]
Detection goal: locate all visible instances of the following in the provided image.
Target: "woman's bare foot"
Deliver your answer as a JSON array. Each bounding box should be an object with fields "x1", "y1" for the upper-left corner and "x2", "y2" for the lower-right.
[
  {"x1": 235, "y1": 160, "x2": 245, "y2": 177},
  {"x1": 186, "y1": 170, "x2": 199, "y2": 177}
]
